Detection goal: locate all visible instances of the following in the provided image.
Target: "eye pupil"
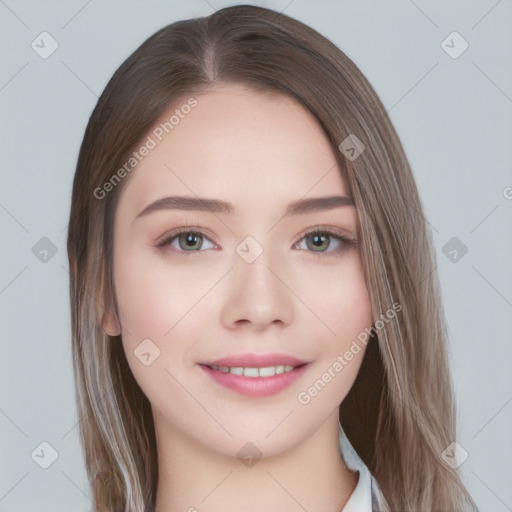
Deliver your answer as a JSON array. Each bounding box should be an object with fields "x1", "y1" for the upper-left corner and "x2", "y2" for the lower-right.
[
  {"x1": 180, "y1": 232, "x2": 202, "y2": 250},
  {"x1": 308, "y1": 233, "x2": 329, "y2": 251}
]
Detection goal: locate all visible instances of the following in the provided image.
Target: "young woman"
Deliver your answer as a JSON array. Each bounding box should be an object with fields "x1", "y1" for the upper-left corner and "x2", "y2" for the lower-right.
[{"x1": 67, "y1": 5, "x2": 479, "y2": 511}]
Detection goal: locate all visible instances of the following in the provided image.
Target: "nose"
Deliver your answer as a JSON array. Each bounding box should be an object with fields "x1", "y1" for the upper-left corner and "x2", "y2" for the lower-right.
[{"x1": 219, "y1": 246, "x2": 294, "y2": 332}]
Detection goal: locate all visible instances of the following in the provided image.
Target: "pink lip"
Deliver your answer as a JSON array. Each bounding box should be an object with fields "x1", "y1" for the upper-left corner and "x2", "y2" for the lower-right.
[
  {"x1": 205, "y1": 353, "x2": 308, "y2": 368},
  {"x1": 199, "y1": 364, "x2": 308, "y2": 397},
  {"x1": 198, "y1": 353, "x2": 310, "y2": 398}
]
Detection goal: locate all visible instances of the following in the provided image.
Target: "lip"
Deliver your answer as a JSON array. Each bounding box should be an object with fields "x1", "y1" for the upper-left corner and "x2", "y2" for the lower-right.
[
  {"x1": 198, "y1": 352, "x2": 310, "y2": 398},
  {"x1": 199, "y1": 363, "x2": 308, "y2": 397}
]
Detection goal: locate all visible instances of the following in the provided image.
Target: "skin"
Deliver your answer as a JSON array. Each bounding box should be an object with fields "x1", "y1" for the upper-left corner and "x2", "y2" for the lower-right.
[{"x1": 103, "y1": 83, "x2": 373, "y2": 512}]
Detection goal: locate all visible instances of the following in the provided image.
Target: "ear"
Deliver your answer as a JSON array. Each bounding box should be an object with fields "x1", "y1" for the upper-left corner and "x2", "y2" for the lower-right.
[{"x1": 102, "y1": 309, "x2": 121, "y2": 336}]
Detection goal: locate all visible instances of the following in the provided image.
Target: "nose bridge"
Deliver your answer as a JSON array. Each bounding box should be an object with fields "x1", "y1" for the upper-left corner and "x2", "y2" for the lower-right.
[{"x1": 219, "y1": 235, "x2": 294, "y2": 330}]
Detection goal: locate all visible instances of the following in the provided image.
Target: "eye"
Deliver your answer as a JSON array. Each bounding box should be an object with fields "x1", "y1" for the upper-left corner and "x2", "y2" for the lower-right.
[
  {"x1": 155, "y1": 228, "x2": 216, "y2": 252},
  {"x1": 294, "y1": 228, "x2": 357, "y2": 257},
  {"x1": 154, "y1": 225, "x2": 357, "y2": 257}
]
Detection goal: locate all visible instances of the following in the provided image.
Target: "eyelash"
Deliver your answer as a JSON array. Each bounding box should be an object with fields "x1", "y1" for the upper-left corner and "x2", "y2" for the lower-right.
[{"x1": 154, "y1": 223, "x2": 358, "y2": 258}]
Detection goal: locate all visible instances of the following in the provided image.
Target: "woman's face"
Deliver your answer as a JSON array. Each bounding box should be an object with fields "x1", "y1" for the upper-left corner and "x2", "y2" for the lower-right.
[{"x1": 104, "y1": 84, "x2": 373, "y2": 457}]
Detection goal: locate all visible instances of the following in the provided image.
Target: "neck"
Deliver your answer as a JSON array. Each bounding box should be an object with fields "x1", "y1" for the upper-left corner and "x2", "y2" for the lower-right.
[{"x1": 154, "y1": 410, "x2": 358, "y2": 512}]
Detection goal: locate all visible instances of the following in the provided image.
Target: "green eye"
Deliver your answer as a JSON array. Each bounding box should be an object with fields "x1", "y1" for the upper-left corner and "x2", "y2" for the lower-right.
[
  {"x1": 156, "y1": 230, "x2": 216, "y2": 252},
  {"x1": 305, "y1": 232, "x2": 333, "y2": 252},
  {"x1": 177, "y1": 232, "x2": 204, "y2": 251},
  {"x1": 155, "y1": 227, "x2": 357, "y2": 257},
  {"x1": 295, "y1": 230, "x2": 355, "y2": 256}
]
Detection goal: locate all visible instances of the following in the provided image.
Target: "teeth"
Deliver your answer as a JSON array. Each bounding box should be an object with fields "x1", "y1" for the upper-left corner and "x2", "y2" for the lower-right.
[
  {"x1": 209, "y1": 364, "x2": 297, "y2": 377},
  {"x1": 259, "y1": 366, "x2": 275, "y2": 377},
  {"x1": 243, "y1": 367, "x2": 259, "y2": 377}
]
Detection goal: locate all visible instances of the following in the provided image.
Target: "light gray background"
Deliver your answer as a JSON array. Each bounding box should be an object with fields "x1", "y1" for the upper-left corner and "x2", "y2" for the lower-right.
[{"x1": 1, "y1": 0, "x2": 511, "y2": 510}]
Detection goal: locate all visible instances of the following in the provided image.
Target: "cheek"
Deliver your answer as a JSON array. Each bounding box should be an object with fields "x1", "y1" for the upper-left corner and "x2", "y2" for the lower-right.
[
  {"x1": 287, "y1": 257, "x2": 373, "y2": 420},
  {"x1": 113, "y1": 249, "x2": 215, "y2": 341},
  {"x1": 297, "y1": 257, "x2": 372, "y2": 407},
  {"x1": 305, "y1": 254, "x2": 372, "y2": 346},
  {"x1": 111, "y1": 249, "x2": 214, "y2": 402}
]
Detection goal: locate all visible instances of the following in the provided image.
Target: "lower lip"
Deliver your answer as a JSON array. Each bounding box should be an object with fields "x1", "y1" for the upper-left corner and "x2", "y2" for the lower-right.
[{"x1": 199, "y1": 364, "x2": 309, "y2": 397}]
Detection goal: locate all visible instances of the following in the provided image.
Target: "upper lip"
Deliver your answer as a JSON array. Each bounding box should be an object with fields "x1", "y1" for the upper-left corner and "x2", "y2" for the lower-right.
[{"x1": 202, "y1": 353, "x2": 309, "y2": 368}]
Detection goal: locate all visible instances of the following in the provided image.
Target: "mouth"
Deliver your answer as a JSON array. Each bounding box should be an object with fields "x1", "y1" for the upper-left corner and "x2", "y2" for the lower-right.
[{"x1": 198, "y1": 354, "x2": 310, "y2": 397}]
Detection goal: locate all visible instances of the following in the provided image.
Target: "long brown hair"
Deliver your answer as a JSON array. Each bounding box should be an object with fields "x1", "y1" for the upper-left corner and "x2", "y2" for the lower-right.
[{"x1": 67, "y1": 5, "x2": 478, "y2": 511}]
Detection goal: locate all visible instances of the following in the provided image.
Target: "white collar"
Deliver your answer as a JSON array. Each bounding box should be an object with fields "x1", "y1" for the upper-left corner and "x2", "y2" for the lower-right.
[{"x1": 338, "y1": 425, "x2": 384, "y2": 512}]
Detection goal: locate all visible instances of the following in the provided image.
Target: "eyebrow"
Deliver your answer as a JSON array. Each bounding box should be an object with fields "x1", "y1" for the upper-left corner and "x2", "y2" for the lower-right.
[{"x1": 134, "y1": 194, "x2": 354, "y2": 220}]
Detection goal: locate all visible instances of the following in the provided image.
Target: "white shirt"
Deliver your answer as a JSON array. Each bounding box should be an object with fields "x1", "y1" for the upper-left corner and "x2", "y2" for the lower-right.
[{"x1": 338, "y1": 425, "x2": 387, "y2": 512}]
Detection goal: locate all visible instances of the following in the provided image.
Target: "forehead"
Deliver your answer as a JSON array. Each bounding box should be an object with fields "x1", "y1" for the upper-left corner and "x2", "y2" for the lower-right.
[{"x1": 118, "y1": 84, "x2": 347, "y2": 215}]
